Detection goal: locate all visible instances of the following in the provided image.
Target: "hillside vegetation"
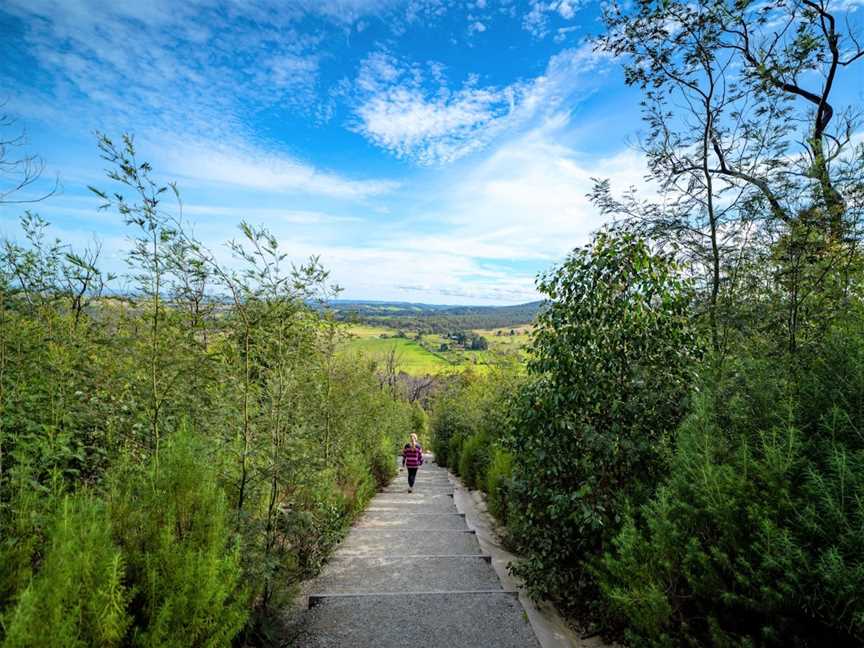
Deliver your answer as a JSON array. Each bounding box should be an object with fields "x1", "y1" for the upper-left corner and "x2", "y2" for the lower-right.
[
  {"x1": 331, "y1": 300, "x2": 542, "y2": 333},
  {"x1": 0, "y1": 137, "x2": 421, "y2": 646},
  {"x1": 430, "y1": 2, "x2": 864, "y2": 646}
]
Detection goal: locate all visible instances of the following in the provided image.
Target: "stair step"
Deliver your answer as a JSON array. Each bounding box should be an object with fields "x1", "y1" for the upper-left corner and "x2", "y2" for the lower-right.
[
  {"x1": 367, "y1": 494, "x2": 457, "y2": 514},
  {"x1": 309, "y1": 555, "x2": 501, "y2": 594},
  {"x1": 291, "y1": 591, "x2": 540, "y2": 647},
  {"x1": 337, "y1": 528, "x2": 482, "y2": 557},
  {"x1": 382, "y1": 487, "x2": 454, "y2": 495},
  {"x1": 356, "y1": 513, "x2": 468, "y2": 530}
]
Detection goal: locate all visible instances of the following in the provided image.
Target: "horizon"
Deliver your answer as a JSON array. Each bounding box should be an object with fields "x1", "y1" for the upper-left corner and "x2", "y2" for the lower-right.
[{"x1": 1, "y1": 1, "x2": 862, "y2": 305}]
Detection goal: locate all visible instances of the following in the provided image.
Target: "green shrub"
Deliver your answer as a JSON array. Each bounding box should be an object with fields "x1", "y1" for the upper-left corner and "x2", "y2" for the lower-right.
[
  {"x1": 410, "y1": 402, "x2": 429, "y2": 448},
  {"x1": 0, "y1": 157, "x2": 417, "y2": 644},
  {"x1": 458, "y1": 432, "x2": 491, "y2": 490},
  {"x1": 599, "y1": 344, "x2": 864, "y2": 646},
  {"x1": 370, "y1": 438, "x2": 398, "y2": 488},
  {"x1": 447, "y1": 433, "x2": 466, "y2": 474},
  {"x1": 2, "y1": 494, "x2": 131, "y2": 648},
  {"x1": 280, "y1": 467, "x2": 351, "y2": 580},
  {"x1": 108, "y1": 429, "x2": 248, "y2": 648},
  {"x1": 508, "y1": 229, "x2": 700, "y2": 620},
  {"x1": 485, "y1": 448, "x2": 513, "y2": 524}
]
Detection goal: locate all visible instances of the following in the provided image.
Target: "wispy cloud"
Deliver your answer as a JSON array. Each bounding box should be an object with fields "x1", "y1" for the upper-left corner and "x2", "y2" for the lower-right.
[
  {"x1": 180, "y1": 204, "x2": 362, "y2": 225},
  {"x1": 352, "y1": 52, "x2": 524, "y2": 165},
  {"x1": 523, "y1": 0, "x2": 583, "y2": 38},
  {"x1": 409, "y1": 111, "x2": 654, "y2": 264},
  {"x1": 1, "y1": 0, "x2": 645, "y2": 305},
  {"x1": 149, "y1": 136, "x2": 399, "y2": 199},
  {"x1": 351, "y1": 43, "x2": 612, "y2": 165},
  {"x1": 1, "y1": 0, "x2": 325, "y2": 140}
]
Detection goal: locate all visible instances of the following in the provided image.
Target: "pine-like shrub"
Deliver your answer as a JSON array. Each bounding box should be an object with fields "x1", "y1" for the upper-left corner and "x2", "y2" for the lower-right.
[
  {"x1": 107, "y1": 429, "x2": 248, "y2": 648},
  {"x1": 2, "y1": 494, "x2": 131, "y2": 647},
  {"x1": 599, "y1": 341, "x2": 864, "y2": 646}
]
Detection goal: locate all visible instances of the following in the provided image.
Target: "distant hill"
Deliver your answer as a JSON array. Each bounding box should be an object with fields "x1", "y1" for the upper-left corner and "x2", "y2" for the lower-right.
[{"x1": 327, "y1": 300, "x2": 544, "y2": 332}]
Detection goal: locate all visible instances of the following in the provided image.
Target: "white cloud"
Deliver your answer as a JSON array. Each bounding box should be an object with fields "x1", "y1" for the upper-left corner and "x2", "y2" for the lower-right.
[
  {"x1": 353, "y1": 52, "x2": 521, "y2": 165},
  {"x1": 180, "y1": 204, "x2": 362, "y2": 225},
  {"x1": 291, "y1": 114, "x2": 653, "y2": 303},
  {"x1": 152, "y1": 137, "x2": 398, "y2": 199},
  {"x1": 0, "y1": 0, "x2": 327, "y2": 141},
  {"x1": 523, "y1": 0, "x2": 583, "y2": 38},
  {"x1": 300, "y1": 244, "x2": 540, "y2": 304},
  {"x1": 408, "y1": 112, "x2": 654, "y2": 264},
  {"x1": 351, "y1": 43, "x2": 611, "y2": 165}
]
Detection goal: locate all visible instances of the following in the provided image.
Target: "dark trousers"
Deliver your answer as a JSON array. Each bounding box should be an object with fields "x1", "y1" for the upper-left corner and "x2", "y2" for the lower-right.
[{"x1": 407, "y1": 467, "x2": 418, "y2": 488}]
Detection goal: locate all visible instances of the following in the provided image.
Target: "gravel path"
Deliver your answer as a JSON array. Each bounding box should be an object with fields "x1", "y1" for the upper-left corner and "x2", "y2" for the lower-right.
[{"x1": 286, "y1": 457, "x2": 541, "y2": 647}]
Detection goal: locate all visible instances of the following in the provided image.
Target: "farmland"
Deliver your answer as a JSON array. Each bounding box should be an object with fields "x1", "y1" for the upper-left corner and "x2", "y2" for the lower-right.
[{"x1": 338, "y1": 322, "x2": 533, "y2": 376}]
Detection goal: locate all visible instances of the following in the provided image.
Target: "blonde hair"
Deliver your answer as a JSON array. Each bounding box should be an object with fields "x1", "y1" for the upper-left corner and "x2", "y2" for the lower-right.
[{"x1": 410, "y1": 433, "x2": 418, "y2": 448}]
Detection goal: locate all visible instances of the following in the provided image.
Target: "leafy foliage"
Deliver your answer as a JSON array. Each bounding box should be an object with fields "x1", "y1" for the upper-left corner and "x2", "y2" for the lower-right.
[
  {"x1": 429, "y1": 369, "x2": 524, "y2": 522},
  {"x1": 0, "y1": 136, "x2": 414, "y2": 646},
  {"x1": 2, "y1": 495, "x2": 130, "y2": 648},
  {"x1": 599, "y1": 331, "x2": 864, "y2": 646},
  {"x1": 505, "y1": 229, "x2": 701, "y2": 618}
]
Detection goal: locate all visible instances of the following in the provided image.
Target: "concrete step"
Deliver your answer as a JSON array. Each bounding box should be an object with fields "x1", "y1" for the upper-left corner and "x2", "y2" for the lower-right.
[
  {"x1": 310, "y1": 555, "x2": 501, "y2": 594},
  {"x1": 367, "y1": 493, "x2": 458, "y2": 514},
  {"x1": 356, "y1": 513, "x2": 469, "y2": 530},
  {"x1": 382, "y1": 486, "x2": 455, "y2": 495},
  {"x1": 291, "y1": 591, "x2": 540, "y2": 647},
  {"x1": 336, "y1": 529, "x2": 482, "y2": 557}
]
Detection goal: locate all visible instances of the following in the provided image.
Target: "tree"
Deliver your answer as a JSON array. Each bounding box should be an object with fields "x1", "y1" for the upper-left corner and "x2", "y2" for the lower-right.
[
  {"x1": 0, "y1": 111, "x2": 58, "y2": 205},
  {"x1": 594, "y1": 0, "x2": 864, "y2": 356},
  {"x1": 508, "y1": 227, "x2": 701, "y2": 620},
  {"x1": 470, "y1": 335, "x2": 488, "y2": 351}
]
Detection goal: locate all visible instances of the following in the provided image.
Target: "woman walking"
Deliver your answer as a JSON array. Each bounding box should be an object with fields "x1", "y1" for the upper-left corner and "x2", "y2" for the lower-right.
[{"x1": 401, "y1": 433, "x2": 423, "y2": 492}]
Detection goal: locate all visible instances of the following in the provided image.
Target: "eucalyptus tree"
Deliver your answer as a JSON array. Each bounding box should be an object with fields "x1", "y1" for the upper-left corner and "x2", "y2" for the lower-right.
[
  {"x1": 0, "y1": 111, "x2": 57, "y2": 205},
  {"x1": 594, "y1": 0, "x2": 864, "y2": 355},
  {"x1": 89, "y1": 133, "x2": 189, "y2": 471}
]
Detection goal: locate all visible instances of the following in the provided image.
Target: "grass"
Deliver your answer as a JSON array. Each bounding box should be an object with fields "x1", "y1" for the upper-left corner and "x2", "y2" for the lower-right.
[
  {"x1": 339, "y1": 323, "x2": 532, "y2": 376},
  {"x1": 340, "y1": 332, "x2": 455, "y2": 376}
]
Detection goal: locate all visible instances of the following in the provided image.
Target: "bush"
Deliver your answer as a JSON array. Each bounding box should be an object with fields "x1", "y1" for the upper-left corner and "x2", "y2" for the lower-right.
[
  {"x1": 410, "y1": 402, "x2": 429, "y2": 448},
  {"x1": 107, "y1": 429, "x2": 248, "y2": 648},
  {"x1": 599, "y1": 340, "x2": 864, "y2": 646},
  {"x1": 458, "y1": 432, "x2": 492, "y2": 490},
  {"x1": 429, "y1": 368, "x2": 523, "y2": 529},
  {"x1": 0, "y1": 157, "x2": 417, "y2": 645},
  {"x1": 447, "y1": 433, "x2": 466, "y2": 474},
  {"x1": 430, "y1": 376, "x2": 477, "y2": 468},
  {"x1": 485, "y1": 448, "x2": 514, "y2": 524},
  {"x1": 281, "y1": 468, "x2": 351, "y2": 580},
  {"x1": 507, "y1": 229, "x2": 700, "y2": 620},
  {"x1": 2, "y1": 495, "x2": 131, "y2": 647}
]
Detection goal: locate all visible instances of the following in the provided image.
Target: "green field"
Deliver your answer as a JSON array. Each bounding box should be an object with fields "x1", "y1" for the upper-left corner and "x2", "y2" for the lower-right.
[
  {"x1": 472, "y1": 327, "x2": 532, "y2": 354},
  {"x1": 339, "y1": 324, "x2": 531, "y2": 376},
  {"x1": 348, "y1": 338, "x2": 452, "y2": 374}
]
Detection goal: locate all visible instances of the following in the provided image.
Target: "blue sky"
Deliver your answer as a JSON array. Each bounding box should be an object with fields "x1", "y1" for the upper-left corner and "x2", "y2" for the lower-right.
[{"x1": 4, "y1": 0, "x2": 851, "y2": 305}]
